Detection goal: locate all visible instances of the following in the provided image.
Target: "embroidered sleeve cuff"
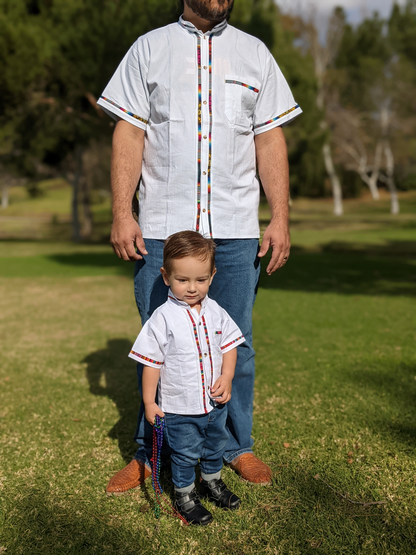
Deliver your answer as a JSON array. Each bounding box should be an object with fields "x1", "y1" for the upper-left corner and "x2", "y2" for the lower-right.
[
  {"x1": 220, "y1": 335, "x2": 245, "y2": 353},
  {"x1": 97, "y1": 96, "x2": 148, "y2": 130},
  {"x1": 128, "y1": 350, "x2": 163, "y2": 368},
  {"x1": 254, "y1": 105, "x2": 302, "y2": 135}
]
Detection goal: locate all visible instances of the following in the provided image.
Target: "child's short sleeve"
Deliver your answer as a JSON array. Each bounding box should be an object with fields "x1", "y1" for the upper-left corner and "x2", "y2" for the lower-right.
[
  {"x1": 97, "y1": 38, "x2": 150, "y2": 130},
  {"x1": 219, "y1": 311, "x2": 245, "y2": 354},
  {"x1": 253, "y1": 50, "x2": 302, "y2": 135},
  {"x1": 129, "y1": 317, "x2": 166, "y2": 368}
]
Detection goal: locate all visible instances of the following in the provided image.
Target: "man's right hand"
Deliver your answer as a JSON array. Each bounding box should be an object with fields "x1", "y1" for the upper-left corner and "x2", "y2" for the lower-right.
[{"x1": 110, "y1": 216, "x2": 148, "y2": 261}]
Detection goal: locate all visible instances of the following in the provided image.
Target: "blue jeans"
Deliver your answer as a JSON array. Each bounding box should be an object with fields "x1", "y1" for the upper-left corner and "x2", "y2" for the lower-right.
[
  {"x1": 164, "y1": 405, "x2": 228, "y2": 488},
  {"x1": 133, "y1": 238, "x2": 260, "y2": 467}
]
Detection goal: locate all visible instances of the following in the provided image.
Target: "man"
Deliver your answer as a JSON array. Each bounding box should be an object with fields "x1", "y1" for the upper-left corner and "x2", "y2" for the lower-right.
[{"x1": 97, "y1": 0, "x2": 301, "y2": 494}]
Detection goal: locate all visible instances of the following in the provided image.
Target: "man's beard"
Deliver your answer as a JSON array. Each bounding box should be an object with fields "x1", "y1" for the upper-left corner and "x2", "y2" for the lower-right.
[{"x1": 185, "y1": 0, "x2": 234, "y2": 22}]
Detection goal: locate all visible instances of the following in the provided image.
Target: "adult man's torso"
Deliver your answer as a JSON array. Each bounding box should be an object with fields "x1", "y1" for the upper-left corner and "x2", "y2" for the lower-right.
[{"x1": 98, "y1": 18, "x2": 301, "y2": 239}]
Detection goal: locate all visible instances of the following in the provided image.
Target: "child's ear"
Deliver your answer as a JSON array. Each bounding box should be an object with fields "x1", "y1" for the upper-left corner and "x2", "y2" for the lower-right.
[
  {"x1": 160, "y1": 267, "x2": 170, "y2": 286},
  {"x1": 209, "y1": 267, "x2": 217, "y2": 285}
]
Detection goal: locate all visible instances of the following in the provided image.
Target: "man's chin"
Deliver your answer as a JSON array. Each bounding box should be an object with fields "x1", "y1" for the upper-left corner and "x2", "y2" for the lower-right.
[{"x1": 186, "y1": 0, "x2": 234, "y2": 22}]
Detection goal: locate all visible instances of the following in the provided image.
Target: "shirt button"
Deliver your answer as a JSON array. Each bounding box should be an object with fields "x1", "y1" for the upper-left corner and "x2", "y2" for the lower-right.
[
  {"x1": 204, "y1": 353, "x2": 208, "y2": 357},
  {"x1": 203, "y1": 135, "x2": 207, "y2": 139},
  {"x1": 203, "y1": 171, "x2": 207, "y2": 175},
  {"x1": 203, "y1": 66, "x2": 207, "y2": 70},
  {"x1": 203, "y1": 101, "x2": 207, "y2": 105},
  {"x1": 203, "y1": 208, "x2": 206, "y2": 213}
]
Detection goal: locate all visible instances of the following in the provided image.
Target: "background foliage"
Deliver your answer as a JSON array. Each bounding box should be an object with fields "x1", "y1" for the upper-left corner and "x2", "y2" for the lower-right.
[{"x1": 0, "y1": 0, "x2": 415, "y2": 227}]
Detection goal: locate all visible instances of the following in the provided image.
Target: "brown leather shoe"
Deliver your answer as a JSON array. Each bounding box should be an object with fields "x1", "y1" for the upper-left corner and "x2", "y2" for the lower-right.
[
  {"x1": 106, "y1": 459, "x2": 152, "y2": 496},
  {"x1": 229, "y1": 454, "x2": 272, "y2": 485}
]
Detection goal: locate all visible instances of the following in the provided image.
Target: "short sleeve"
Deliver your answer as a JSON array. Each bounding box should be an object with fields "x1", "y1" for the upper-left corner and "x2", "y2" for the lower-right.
[
  {"x1": 129, "y1": 318, "x2": 166, "y2": 368},
  {"x1": 97, "y1": 38, "x2": 150, "y2": 130},
  {"x1": 219, "y1": 311, "x2": 245, "y2": 354},
  {"x1": 253, "y1": 51, "x2": 302, "y2": 135}
]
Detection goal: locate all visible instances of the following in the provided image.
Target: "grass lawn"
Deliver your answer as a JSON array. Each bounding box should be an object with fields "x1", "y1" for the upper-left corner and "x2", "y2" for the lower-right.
[{"x1": 0, "y1": 193, "x2": 416, "y2": 554}]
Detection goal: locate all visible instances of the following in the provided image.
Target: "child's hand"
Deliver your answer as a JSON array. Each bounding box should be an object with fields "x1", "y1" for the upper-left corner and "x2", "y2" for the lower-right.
[
  {"x1": 145, "y1": 403, "x2": 165, "y2": 425},
  {"x1": 210, "y1": 376, "x2": 232, "y2": 404}
]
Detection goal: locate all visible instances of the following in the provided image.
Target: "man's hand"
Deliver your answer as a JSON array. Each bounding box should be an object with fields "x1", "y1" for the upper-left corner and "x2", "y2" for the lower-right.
[
  {"x1": 210, "y1": 375, "x2": 232, "y2": 404},
  {"x1": 144, "y1": 402, "x2": 165, "y2": 426},
  {"x1": 258, "y1": 220, "x2": 290, "y2": 275},
  {"x1": 111, "y1": 216, "x2": 148, "y2": 261}
]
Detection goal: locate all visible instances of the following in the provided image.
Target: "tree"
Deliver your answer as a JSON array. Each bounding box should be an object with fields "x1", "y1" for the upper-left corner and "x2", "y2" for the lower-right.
[
  {"x1": 287, "y1": 8, "x2": 346, "y2": 214},
  {"x1": 0, "y1": 0, "x2": 183, "y2": 238}
]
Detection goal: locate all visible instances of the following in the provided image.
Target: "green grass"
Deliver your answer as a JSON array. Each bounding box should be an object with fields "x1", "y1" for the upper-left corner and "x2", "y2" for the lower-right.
[{"x1": 1, "y1": 196, "x2": 416, "y2": 554}]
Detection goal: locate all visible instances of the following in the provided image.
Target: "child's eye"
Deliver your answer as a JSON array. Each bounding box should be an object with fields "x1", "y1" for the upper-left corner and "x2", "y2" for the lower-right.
[
  {"x1": 177, "y1": 279, "x2": 186, "y2": 283},
  {"x1": 198, "y1": 279, "x2": 208, "y2": 283}
]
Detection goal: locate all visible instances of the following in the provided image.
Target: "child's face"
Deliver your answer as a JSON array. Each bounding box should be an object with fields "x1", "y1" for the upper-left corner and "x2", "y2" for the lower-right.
[{"x1": 161, "y1": 256, "x2": 216, "y2": 308}]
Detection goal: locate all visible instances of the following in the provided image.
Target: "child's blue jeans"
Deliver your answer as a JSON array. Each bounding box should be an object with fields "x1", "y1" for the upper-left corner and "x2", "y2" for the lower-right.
[{"x1": 164, "y1": 404, "x2": 228, "y2": 489}]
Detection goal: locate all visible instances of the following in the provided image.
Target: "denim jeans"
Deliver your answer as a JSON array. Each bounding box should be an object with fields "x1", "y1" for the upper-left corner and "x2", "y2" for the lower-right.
[
  {"x1": 164, "y1": 405, "x2": 228, "y2": 488},
  {"x1": 133, "y1": 238, "x2": 260, "y2": 467}
]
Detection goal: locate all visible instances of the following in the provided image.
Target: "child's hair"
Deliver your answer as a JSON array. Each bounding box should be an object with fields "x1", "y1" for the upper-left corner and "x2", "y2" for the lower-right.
[{"x1": 163, "y1": 231, "x2": 216, "y2": 276}]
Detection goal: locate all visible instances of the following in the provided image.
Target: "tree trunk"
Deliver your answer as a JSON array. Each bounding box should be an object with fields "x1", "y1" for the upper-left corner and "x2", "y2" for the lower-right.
[
  {"x1": 71, "y1": 146, "x2": 83, "y2": 241},
  {"x1": 1, "y1": 184, "x2": 9, "y2": 209},
  {"x1": 367, "y1": 141, "x2": 382, "y2": 200},
  {"x1": 323, "y1": 142, "x2": 343, "y2": 216},
  {"x1": 383, "y1": 140, "x2": 399, "y2": 215},
  {"x1": 80, "y1": 173, "x2": 93, "y2": 238}
]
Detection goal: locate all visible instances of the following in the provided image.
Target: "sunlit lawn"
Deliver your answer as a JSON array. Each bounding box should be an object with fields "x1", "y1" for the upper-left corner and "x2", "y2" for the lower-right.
[{"x1": 0, "y1": 190, "x2": 416, "y2": 554}]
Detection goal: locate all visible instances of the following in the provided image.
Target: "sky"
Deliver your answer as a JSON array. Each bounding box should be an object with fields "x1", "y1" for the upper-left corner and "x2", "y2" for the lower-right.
[{"x1": 277, "y1": 0, "x2": 406, "y2": 25}]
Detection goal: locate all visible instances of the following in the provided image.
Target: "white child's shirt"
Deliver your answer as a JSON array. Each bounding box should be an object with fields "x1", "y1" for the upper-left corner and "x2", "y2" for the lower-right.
[{"x1": 129, "y1": 291, "x2": 245, "y2": 415}]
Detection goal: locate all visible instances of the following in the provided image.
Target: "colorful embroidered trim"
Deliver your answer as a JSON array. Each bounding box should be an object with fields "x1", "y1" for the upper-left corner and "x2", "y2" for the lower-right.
[
  {"x1": 221, "y1": 335, "x2": 244, "y2": 351},
  {"x1": 254, "y1": 105, "x2": 300, "y2": 129},
  {"x1": 196, "y1": 37, "x2": 202, "y2": 232},
  {"x1": 187, "y1": 311, "x2": 208, "y2": 413},
  {"x1": 225, "y1": 80, "x2": 259, "y2": 93},
  {"x1": 215, "y1": 331, "x2": 222, "y2": 335},
  {"x1": 207, "y1": 35, "x2": 213, "y2": 237},
  {"x1": 202, "y1": 315, "x2": 214, "y2": 390},
  {"x1": 100, "y1": 96, "x2": 148, "y2": 124},
  {"x1": 130, "y1": 351, "x2": 163, "y2": 366}
]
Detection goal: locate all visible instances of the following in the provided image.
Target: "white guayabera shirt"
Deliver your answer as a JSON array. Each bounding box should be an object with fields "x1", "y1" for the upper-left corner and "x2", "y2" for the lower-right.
[
  {"x1": 129, "y1": 291, "x2": 245, "y2": 415},
  {"x1": 98, "y1": 16, "x2": 302, "y2": 240}
]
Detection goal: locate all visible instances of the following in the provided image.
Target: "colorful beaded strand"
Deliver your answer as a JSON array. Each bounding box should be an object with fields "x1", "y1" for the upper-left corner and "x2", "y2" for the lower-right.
[{"x1": 151, "y1": 416, "x2": 189, "y2": 525}]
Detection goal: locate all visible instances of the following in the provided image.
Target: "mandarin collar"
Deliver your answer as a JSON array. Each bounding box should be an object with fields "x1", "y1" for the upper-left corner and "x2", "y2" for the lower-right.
[
  {"x1": 167, "y1": 289, "x2": 209, "y2": 312},
  {"x1": 178, "y1": 14, "x2": 228, "y2": 36}
]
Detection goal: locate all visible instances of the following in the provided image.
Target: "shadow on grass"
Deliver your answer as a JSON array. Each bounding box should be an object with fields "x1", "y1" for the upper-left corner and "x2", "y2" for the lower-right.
[
  {"x1": 44, "y1": 240, "x2": 416, "y2": 296},
  {"x1": 0, "y1": 483, "x2": 154, "y2": 555},
  {"x1": 259, "y1": 244, "x2": 416, "y2": 297},
  {"x1": 83, "y1": 339, "x2": 140, "y2": 463},
  {"x1": 272, "y1": 463, "x2": 416, "y2": 554},
  {"x1": 344, "y1": 361, "x2": 416, "y2": 449}
]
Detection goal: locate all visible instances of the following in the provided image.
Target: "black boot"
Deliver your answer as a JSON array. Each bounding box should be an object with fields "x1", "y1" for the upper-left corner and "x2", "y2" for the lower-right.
[
  {"x1": 199, "y1": 478, "x2": 241, "y2": 510},
  {"x1": 174, "y1": 487, "x2": 213, "y2": 525}
]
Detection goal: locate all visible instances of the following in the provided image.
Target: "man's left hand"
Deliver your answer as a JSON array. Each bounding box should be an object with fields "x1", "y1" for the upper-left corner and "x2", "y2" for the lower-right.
[{"x1": 258, "y1": 221, "x2": 290, "y2": 275}]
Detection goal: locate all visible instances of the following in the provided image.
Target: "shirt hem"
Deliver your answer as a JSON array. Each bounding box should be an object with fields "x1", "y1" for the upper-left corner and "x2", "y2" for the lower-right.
[
  {"x1": 254, "y1": 106, "x2": 303, "y2": 135},
  {"x1": 221, "y1": 336, "x2": 246, "y2": 354},
  {"x1": 97, "y1": 98, "x2": 148, "y2": 131},
  {"x1": 128, "y1": 352, "x2": 162, "y2": 368}
]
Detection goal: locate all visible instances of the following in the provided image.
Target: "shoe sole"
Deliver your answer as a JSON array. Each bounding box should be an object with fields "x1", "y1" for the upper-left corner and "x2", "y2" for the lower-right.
[
  {"x1": 202, "y1": 496, "x2": 241, "y2": 510},
  {"x1": 237, "y1": 476, "x2": 271, "y2": 486},
  {"x1": 106, "y1": 483, "x2": 142, "y2": 496}
]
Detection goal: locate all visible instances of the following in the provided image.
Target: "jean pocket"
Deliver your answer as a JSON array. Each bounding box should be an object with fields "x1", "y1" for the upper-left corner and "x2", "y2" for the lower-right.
[{"x1": 224, "y1": 75, "x2": 259, "y2": 127}]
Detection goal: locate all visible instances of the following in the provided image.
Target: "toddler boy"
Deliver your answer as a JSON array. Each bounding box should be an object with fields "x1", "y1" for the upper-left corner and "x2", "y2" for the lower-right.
[{"x1": 129, "y1": 230, "x2": 245, "y2": 525}]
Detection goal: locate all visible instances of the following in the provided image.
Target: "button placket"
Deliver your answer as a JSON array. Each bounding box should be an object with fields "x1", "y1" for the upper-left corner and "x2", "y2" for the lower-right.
[{"x1": 199, "y1": 34, "x2": 210, "y2": 232}]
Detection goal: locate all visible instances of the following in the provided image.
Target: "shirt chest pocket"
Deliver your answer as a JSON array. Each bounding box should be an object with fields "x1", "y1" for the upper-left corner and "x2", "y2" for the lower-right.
[{"x1": 224, "y1": 75, "x2": 260, "y2": 127}]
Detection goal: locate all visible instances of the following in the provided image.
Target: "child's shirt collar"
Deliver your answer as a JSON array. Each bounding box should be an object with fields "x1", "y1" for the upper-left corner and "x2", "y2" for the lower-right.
[{"x1": 167, "y1": 289, "x2": 209, "y2": 313}]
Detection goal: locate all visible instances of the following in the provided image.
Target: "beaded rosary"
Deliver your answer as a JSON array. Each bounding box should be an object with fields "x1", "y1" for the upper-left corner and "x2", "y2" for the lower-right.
[{"x1": 151, "y1": 415, "x2": 189, "y2": 525}]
